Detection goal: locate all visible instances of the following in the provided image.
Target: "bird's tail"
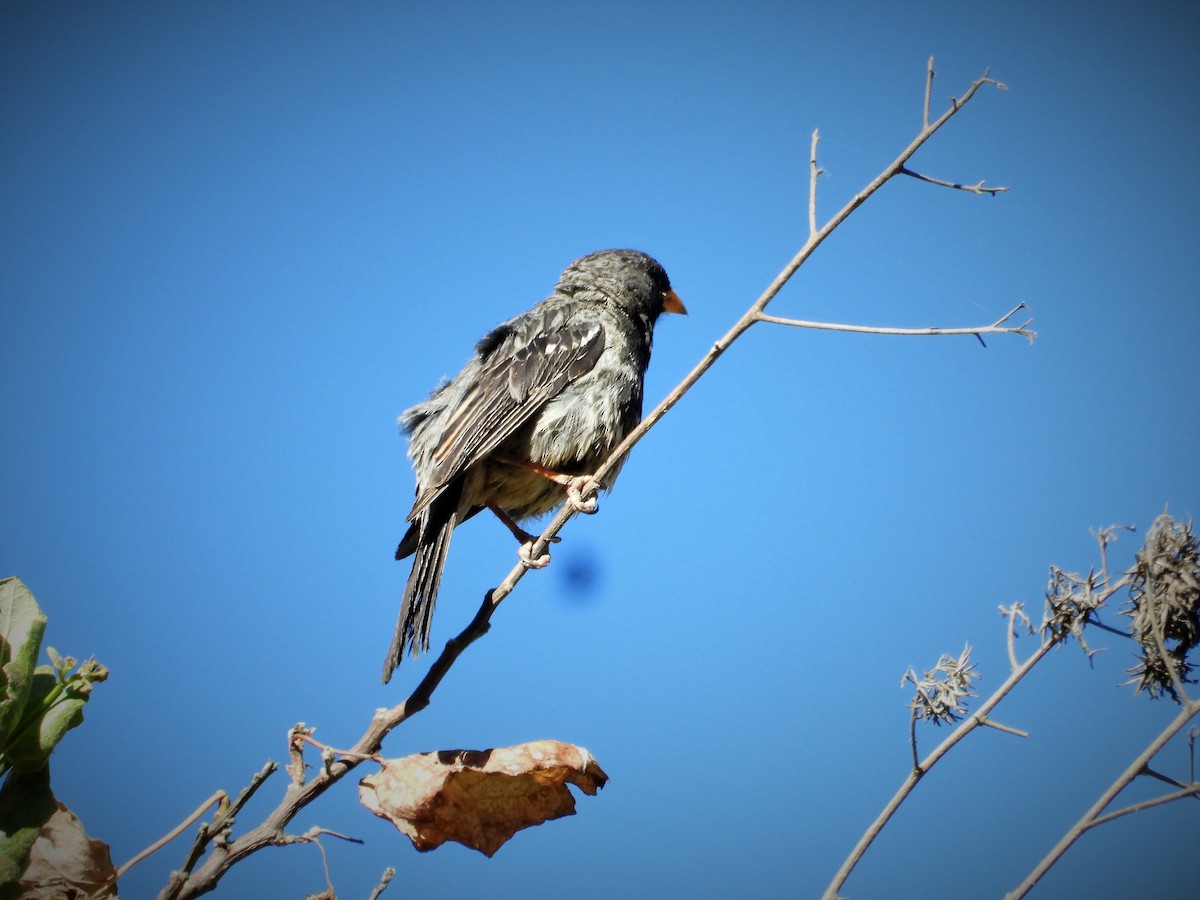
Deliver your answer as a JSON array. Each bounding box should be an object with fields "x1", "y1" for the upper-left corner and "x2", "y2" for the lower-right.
[{"x1": 382, "y1": 484, "x2": 463, "y2": 683}]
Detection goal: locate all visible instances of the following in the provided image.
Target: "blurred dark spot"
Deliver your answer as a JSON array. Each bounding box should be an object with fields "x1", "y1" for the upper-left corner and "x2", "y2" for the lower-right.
[{"x1": 555, "y1": 543, "x2": 605, "y2": 604}]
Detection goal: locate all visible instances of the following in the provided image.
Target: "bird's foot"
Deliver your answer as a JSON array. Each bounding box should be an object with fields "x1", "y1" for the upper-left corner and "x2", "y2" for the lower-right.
[
  {"x1": 489, "y1": 501, "x2": 560, "y2": 547},
  {"x1": 518, "y1": 540, "x2": 552, "y2": 569},
  {"x1": 566, "y1": 475, "x2": 602, "y2": 514},
  {"x1": 494, "y1": 457, "x2": 603, "y2": 514}
]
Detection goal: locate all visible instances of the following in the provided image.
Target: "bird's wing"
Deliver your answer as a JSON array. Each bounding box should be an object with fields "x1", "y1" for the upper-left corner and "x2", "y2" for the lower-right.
[{"x1": 409, "y1": 302, "x2": 605, "y2": 518}]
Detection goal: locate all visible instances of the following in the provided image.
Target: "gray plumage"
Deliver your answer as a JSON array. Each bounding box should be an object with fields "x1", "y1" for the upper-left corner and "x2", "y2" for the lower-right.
[{"x1": 384, "y1": 249, "x2": 684, "y2": 683}]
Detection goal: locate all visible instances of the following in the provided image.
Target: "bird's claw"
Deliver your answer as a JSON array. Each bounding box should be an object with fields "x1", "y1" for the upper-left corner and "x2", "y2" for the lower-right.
[
  {"x1": 513, "y1": 525, "x2": 560, "y2": 547},
  {"x1": 518, "y1": 541, "x2": 552, "y2": 569},
  {"x1": 566, "y1": 476, "x2": 602, "y2": 514}
]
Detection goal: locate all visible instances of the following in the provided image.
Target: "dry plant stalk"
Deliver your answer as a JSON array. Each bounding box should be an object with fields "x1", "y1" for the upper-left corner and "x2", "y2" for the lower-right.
[
  {"x1": 823, "y1": 516, "x2": 1200, "y2": 900},
  {"x1": 1005, "y1": 515, "x2": 1200, "y2": 899},
  {"x1": 146, "y1": 59, "x2": 1023, "y2": 899}
]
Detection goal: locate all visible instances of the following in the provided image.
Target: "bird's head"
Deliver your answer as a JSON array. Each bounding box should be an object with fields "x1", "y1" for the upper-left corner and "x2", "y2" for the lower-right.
[{"x1": 555, "y1": 249, "x2": 686, "y2": 321}]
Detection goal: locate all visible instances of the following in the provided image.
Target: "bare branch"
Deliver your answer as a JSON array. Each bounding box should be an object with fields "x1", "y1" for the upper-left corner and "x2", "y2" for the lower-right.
[
  {"x1": 368, "y1": 868, "x2": 396, "y2": 900},
  {"x1": 1006, "y1": 698, "x2": 1200, "y2": 899},
  {"x1": 899, "y1": 166, "x2": 1009, "y2": 195},
  {"x1": 297, "y1": 826, "x2": 364, "y2": 845},
  {"x1": 755, "y1": 301, "x2": 1035, "y2": 344},
  {"x1": 979, "y1": 716, "x2": 1029, "y2": 738},
  {"x1": 554, "y1": 64, "x2": 1012, "y2": 554},
  {"x1": 161, "y1": 590, "x2": 502, "y2": 899},
  {"x1": 119, "y1": 791, "x2": 228, "y2": 879},
  {"x1": 270, "y1": 823, "x2": 365, "y2": 900},
  {"x1": 1141, "y1": 764, "x2": 1200, "y2": 803},
  {"x1": 286, "y1": 723, "x2": 312, "y2": 786},
  {"x1": 157, "y1": 762, "x2": 276, "y2": 899},
  {"x1": 808, "y1": 129, "x2": 823, "y2": 238},
  {"x1": 156, "y1": 59, "x2": 1015, "y2": 899},
  {"x1": 1000, "y1": 602, "x2": 1033, "y2": 672},
  {"x1": 298, "y1": 732, "x2": 383, "y2": 764},
  {"x1": 908, "y1": 708, "x2": 919, "y2": 773},
  {"x1": 1088, "y1": 783, "x2": 1200, "y2": 829},
  {"x1": 923, "y1": 56, "x2": 933, "y2": 130},
  {"x1": 1000, "y1": 518, "x2": 1200, "y2": 896},
  {"x1": 824, "y1": 639, "x2": 1051, "y2": 900},
  {"x1": 1192, "y1": 727, "x2": 1198, "y2": 784},
  {"x1": 828, "y1": 519, "x2": 1148, "y2": 898}
]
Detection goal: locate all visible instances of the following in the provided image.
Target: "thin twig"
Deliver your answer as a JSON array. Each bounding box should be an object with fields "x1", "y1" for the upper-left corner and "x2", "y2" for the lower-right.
[
  {"x1": 515, "y1": 67, "x2": 1011, "y2": 580},
  {"x1": 300, "y1": 830, "x2": 336, "y2": 900},
  {"x1": 808, "y1": 129, "x2": 822, "y2": 238},
  {"x1": 298, "y1": 826, "x2": 364, "y2": 845},
  {"x1": 923, "y1": 56, "x2": 933, "y2": 130},
  {"x1": 899, "y1": 166, "x2": 1009, "y2": 195},
  {"x1": 298, "y1": 732, "x2": 383, "y2": 764},
  {"x1": 908, "y1": 710, "x2": 920, "y2": 772},
  {"x1": 754, "y1": 302, "x2": 1034, "y2": 343},
  {"x1": 163, "y1": 590, "x2": 501, "y2": 899},
  {"x1": 156, "y1": 762, "x2": 276, "y2": 899},
  {"x1": 118, "y1": 791, "x2": 228, "y2": 878},
  {"x1": 1191, "y1": 728, "x2": 1198, "y2": 784},
  {"x1": 1087, "y1": 783, "x2": 1200, "y2": 828},
  {"x1": 368, "y1": 867, "x2": 396, "y2": 900},
  {"x1": 1142, "y1": 765, "x2": 1200, "y2": 803},
  {"x1": 824, "y1": 638, "x2": 1050, "y2": 900},
  {"x1": 979, "y1": 716, "x2": 1029, "y2": 738},
  {"x1": 1001, "y1": 603, "x2": 1031, "y2": 672},
  {"x1": 830, "y1": 521, "x2": 1180, "y2": 899},
  {"x1": 1007, "y1": 617, "x2": 1020, "y2": 671},
  {"x1": 1094, "y1": 524, "x2": 1135, "y2": 586}
]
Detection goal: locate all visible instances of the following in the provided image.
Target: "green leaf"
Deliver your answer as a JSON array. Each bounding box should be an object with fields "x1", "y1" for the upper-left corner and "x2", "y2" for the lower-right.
[
  {"x1": 0, "y1": 764, "x2": 56, "y2": 900},
  {"x1": 0, "y1": 577, "x2": 48, "y2": 751},
  {"x1": 3, "y1": 669, "x2": 87, "y2": 773}
]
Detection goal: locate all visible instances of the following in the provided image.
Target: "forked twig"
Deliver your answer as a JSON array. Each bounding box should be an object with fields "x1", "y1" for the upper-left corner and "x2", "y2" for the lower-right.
[
  {"x1": 1005, "y1": 518, "x2": 1200, "y2": 896},
  {"x1": 827, "y1": 638, "x2": 1055, "y2": 900},
  {"x1": 1005, "y1": 698, "x2": 1200, "y2": 899},
  {"x1": 825, "y1": 524, "x2": 1138, "y2": 900},
  {"x1": 156, "y1": 762, "x2": 276, "y2": 899},
  {"x1": 161, "y1": 589, "x2": 503, "y2": 899},
  {"x1": 512, "y1": 62, "x2": 1014, "y2": 593}
]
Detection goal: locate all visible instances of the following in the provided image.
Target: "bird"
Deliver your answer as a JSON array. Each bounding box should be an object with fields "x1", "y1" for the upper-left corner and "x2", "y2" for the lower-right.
[{"x1": 383, "y1": 249, "x2": 685, "y2": 683}]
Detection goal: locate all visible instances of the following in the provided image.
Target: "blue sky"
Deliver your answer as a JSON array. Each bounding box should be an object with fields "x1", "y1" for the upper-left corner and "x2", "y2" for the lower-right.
[{"x1": 2, "y1": 2, "x2": 1197, "y2": 898}]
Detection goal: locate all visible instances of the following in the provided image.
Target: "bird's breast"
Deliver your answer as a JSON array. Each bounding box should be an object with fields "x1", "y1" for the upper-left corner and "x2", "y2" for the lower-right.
[{"x1": 522, "y1": 367, "x2": 641, "y2": 471}]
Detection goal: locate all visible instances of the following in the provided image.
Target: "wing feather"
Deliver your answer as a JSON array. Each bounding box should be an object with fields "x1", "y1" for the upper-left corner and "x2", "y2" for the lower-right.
[{"x1": 408, "y1": 303, "x2": 604, "y2": 519}]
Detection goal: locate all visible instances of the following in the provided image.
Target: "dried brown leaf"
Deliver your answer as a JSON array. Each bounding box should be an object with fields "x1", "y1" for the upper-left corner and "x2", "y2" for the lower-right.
[
  {"x1": 358, "y1": 740, "x2": 607, "y2": 857},
  {"x1": 18, "y1": 801, "x2": 117, "y2": 900}
]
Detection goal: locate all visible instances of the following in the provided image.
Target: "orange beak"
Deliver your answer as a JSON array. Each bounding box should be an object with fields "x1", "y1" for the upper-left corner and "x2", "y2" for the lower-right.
[{"x1": 662, "y1": 289, "x2": 687, "y2": 315}]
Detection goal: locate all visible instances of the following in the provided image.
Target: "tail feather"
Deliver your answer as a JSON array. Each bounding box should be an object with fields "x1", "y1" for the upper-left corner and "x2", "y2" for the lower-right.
[
  {"x1": 383, "y1": 480, "x2": 465, "y2": 683},
  {"x1": 395, "y1": 520, "x2": 419, "y2": 560}
]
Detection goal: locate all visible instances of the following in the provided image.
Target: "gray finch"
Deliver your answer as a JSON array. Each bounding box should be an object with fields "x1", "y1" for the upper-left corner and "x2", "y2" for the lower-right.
[{"x1": 384, "y1": 249, "x2": 685, "y2": 683}]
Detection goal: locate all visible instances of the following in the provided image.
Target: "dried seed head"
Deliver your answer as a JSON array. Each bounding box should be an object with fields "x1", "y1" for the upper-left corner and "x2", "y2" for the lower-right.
[
  {"x1": 1122, "y1": 515, "x2": 1200, "y2": 701},
  {"x1": 903, "y1": 644, "x2": 980, "y2": 726},
  {"x1": 1041, "y1": 565, "x2": 1105, "y2": 653}
]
